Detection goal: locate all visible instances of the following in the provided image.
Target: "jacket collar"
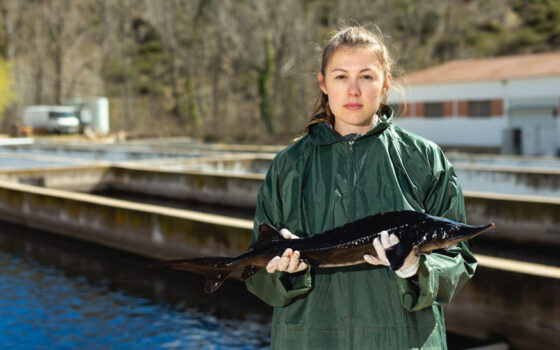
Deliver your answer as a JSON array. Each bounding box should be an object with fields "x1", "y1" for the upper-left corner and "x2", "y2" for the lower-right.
[{"x1": 308, "y1": 105, "x2": 394, "y2": 146}]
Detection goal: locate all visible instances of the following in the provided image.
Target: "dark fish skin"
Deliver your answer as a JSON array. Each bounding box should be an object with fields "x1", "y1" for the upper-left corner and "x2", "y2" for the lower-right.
[{"x1": 156, "y1": 210, "x2": 494, "y2": 293}]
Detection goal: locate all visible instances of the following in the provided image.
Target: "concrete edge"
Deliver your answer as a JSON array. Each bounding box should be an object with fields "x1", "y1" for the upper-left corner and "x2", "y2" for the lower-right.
[
  {"x1": 474, "y1": 254, "x2": 560, "y2": 279},
  {"x1": 464, "y1": 190, "x2": 560, "y2": 204},
  {"x1": 0, "y1": 180, "x2": 253, "y2": 230},
  {"x1": 0, "y1": 164, "x2": 112, "y2": 175},
  {"x1": 112, "y1": 165, "x2": 266, "y2": 180},
  {"x1": 454, "y1": 163, "x2": 560, "y2": 175},
  {"x1": 0, "y1": 151, "x2": 110, "y2": 166}
]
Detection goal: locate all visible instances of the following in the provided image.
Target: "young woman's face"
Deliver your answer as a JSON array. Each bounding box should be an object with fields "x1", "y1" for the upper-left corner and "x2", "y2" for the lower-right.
[{"x1": 318, "y1": 47, "x2": 391, "y2": 136}]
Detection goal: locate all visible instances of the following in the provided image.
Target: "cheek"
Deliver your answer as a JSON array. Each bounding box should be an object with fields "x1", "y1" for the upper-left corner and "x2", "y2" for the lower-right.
[
  {"x1": 366, "y1": 84, "x2": 383, "y2": 99},
  {"x1": 326, "y1": 85, "x2": 345, "y2": 101}
]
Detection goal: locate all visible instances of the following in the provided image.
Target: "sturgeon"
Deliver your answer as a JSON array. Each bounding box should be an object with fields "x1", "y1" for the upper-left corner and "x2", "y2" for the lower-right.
[{"x1": 157, "y1": 210, "x2": 494, "y2": 293}]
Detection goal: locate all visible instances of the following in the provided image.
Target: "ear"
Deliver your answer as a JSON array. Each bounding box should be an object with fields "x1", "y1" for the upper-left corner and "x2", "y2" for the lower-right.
[
  {"x1": 383, "y1": 73, "x2": 392, "y2": 93},
  {"x1": 318, "y1": 72, "x2": 328, "y2": 95}
]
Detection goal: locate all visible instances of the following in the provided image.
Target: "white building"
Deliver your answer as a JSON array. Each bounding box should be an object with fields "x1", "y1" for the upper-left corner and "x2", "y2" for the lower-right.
[{"x1": 389, "y1": 52, "x2": 560, "y2": 156}]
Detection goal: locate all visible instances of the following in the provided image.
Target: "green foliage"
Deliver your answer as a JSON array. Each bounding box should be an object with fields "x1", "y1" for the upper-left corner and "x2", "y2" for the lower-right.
[{"x1": 508, "y1": 0, "x2": 560, "y2": 51}]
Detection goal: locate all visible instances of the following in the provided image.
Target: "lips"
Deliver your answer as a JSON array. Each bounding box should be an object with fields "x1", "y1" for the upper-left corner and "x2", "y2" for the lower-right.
[{"x1": 344, "y1": 103, "x2": 362, "y2": 110}]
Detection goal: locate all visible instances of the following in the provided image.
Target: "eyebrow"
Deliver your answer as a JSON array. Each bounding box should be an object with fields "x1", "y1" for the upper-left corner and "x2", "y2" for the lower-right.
[{"x1": 330, "y1": 68, "x2": 376, "y2": 73}]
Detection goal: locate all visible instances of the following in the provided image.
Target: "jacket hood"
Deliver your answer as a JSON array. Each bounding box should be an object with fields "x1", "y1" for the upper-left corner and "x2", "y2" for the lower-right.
[{"x1": 307, "y1": 105, "x2": 394, "y2": 145}]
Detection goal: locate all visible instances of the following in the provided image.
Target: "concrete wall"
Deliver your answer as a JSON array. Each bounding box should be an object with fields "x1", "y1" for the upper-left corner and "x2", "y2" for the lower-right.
[
  {"x1": 0, "y1": 165, "x2": 112, "y2": 190},
  {"x1": 121, "y1": 154, "x2": 274, "y2": 174},
  {"x1": 0, "y1": 180, "x2": 253, "y2": 260},
  {"x1": 2, "y1": 163, "x2": 560, "y2": 234},
  {"x1": 109, "y1": 166, "x2": 264, "y2": 209},
  {"x1": 183, "y1": 157, "x2": 273, "y2": 174},
  {"x1": 445, "y1": 265, "x2": 560, "y2": 350},
  {"x1": 455, "y1": 165, "x2": 560, "y2": 197},
  {"x1": 464, "y1": 191, "x2": 560, "y2": 246}
]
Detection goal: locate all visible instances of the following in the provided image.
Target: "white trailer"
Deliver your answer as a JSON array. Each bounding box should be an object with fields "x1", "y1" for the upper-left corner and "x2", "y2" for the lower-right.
[
  {"x1": 23, "y1": 105, "x2": 80, "y2": 134},
  {"x1": 64, "y1": 97, "x2": 110, "y2": 135}
]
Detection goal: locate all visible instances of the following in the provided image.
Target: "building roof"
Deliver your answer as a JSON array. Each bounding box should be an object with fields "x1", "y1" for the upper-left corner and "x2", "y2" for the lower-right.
[{"x1": 401, "y1": 51, "x2": 560, "y2": 85}]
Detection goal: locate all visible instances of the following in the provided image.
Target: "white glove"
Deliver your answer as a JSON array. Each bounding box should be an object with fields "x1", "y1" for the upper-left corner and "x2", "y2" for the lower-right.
[
  {"x1": 266, "y1": 229, "x2": 309, "y2": 274},
  {"x1": 395, "y1": 249, "x2": 421, "y2": 278},
  {"x1": 363, "y1": 230, "x2": 420, "y2": 278}
]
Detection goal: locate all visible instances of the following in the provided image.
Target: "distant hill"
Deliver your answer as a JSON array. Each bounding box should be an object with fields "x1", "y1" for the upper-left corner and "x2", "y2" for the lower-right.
[{"x1": 0, "y1": 0, "x2": 558, "y2": 143}]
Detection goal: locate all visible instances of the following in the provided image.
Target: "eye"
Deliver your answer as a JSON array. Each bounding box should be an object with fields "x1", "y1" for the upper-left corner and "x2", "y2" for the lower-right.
[
  {"x1": 334, "y1": 75, "x2": 346, "y2": 80},
  {"x1": 361, "y1": 74, "x2": 375, "y2": 80}
]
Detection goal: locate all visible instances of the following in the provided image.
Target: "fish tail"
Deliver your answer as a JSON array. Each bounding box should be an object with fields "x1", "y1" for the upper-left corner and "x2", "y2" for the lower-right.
[{"x1": 155, "y1": 256, "x2": 237, "y2": 293}]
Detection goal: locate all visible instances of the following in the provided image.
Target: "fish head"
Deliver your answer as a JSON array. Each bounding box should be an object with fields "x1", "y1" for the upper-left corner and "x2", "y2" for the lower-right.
[
  {"x1": 386, "y1": 217, "x2": 494, "y2": 271},
  {"x1": 416, "y1": 218, "x2": 495, "y2": 253}
]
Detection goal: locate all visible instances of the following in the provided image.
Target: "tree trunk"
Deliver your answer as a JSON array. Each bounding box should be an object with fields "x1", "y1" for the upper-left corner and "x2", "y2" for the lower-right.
[
  {"x1": 258, "y1": 35, "x2": 275, "y2": 135},
  {"x1": 53, "y1": 21, "x2": 64, "y2": 104}
]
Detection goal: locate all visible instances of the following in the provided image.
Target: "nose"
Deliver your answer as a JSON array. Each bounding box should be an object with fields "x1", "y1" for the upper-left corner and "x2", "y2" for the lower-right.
[{"x1": 347, "y1": 79, "x2": 361, "y2": 97}]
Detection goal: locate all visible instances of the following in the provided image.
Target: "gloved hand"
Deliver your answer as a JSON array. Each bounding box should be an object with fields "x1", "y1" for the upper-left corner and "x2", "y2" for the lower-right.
[
  {"x1": 395, "y1": 248, "x2": 421, "y2": 278},
  {"x1": 363, "y1": 230, "x2": 420, "y2": 278},
  {"x1": 266, "y1": 229, "x2": 309, "y2": 274}
]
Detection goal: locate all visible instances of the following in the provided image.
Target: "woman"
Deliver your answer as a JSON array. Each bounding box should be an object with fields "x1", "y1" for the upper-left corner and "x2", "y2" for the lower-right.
[{"x1": 245, "y1": 25, "x2": 476, "y2": 350}]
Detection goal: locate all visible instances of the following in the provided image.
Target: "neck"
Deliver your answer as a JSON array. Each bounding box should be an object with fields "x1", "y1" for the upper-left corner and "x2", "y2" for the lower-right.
[{"x1": 334, "y1": 115, "x2": 378, "y2": 136}]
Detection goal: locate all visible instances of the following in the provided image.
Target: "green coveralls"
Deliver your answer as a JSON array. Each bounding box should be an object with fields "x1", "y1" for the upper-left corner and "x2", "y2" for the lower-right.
[{"x1": 246, "y1": 109, "x2": 477, "y2": 349}]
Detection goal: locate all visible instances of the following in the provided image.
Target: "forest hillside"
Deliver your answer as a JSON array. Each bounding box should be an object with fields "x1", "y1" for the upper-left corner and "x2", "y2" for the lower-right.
[{"x1": 0, "y1": 0, "x2": 558, "y2": 143}]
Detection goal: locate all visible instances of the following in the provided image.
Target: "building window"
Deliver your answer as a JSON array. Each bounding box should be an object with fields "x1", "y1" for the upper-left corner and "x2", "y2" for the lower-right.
[
  {"x1": 469, "y1": 100, "x2": 491, "y2": 117},
  {"x1": 425, "y1": 102, "x2": 443, "y2": 118}
]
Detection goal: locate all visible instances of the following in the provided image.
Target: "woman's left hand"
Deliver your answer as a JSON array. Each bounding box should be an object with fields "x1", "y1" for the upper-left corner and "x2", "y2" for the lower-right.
[{"x1": 363, "y1": 230, "x2": 420, "y2": 278}]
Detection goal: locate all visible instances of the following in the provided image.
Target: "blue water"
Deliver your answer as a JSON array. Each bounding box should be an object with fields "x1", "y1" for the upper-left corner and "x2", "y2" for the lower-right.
[{"x1": 0, "y1": 225, "x2": 271, "y2": 349}]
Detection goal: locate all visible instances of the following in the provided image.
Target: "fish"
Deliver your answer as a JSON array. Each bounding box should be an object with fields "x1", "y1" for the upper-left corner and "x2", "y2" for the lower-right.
[{"x1": 156, "y1": 210, "x2": 494, "y2": 293}]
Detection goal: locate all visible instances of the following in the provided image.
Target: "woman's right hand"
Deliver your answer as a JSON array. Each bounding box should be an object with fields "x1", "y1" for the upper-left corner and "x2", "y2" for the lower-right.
[{"x1": 265, "y1": 229, "x2": 309, "y2": 273}]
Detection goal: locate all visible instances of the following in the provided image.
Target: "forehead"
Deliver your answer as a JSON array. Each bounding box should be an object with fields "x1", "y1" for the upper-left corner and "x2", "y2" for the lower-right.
[{"x1": 326, "y1": 46, "x2": 383, "y2": 72}]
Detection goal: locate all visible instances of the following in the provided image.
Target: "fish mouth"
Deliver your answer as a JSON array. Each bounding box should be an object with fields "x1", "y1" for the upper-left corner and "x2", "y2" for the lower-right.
[
  {"x1": 421, "y1": 222, "x2": 495, "y2": 253},
  {"x1": 469, "y1": 222, "x2": 495, "y2": 237}
]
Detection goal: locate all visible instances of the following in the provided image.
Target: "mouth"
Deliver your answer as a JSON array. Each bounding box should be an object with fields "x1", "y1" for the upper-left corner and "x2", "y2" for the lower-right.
[{"x1": 344, "y1": 103, "x2": 362, "y2": 110}]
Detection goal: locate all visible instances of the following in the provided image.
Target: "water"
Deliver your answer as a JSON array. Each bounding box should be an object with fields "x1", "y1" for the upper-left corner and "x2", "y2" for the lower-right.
[{"x1": 0, "y1": 223, "x2": 271, "y2": 349}]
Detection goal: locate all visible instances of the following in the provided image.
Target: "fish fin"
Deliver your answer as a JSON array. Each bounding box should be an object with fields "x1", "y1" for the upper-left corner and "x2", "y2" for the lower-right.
[
  {"x1": 250, "y1": 223, "x2": 285, "y2": 249},
  {"x1": 240, "y1": 264, "x2": 263, "y2": 280},
  {"x1": 204, "y1": 269, "x2": 233, "y2": 293},
  {"x1": 156, "y1": 256, "x2": 236, "y2": 293},
  {"x1": 385, "y1": 242, "x2": 416, "y2": 271}
]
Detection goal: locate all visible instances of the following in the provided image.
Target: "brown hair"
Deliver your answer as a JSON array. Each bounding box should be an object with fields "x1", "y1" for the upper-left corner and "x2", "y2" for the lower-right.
[{"x1": 305, "y1": 25, "x2": 396, "y2": 133}]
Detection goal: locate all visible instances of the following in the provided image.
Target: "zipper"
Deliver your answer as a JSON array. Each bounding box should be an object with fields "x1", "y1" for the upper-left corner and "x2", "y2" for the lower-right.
[
  {"x1": 347, "y1": 140, "x2": 357, "y2": 221},
  {"x1": 347, "y1": 139, "x2": 356, "y2": 349}
]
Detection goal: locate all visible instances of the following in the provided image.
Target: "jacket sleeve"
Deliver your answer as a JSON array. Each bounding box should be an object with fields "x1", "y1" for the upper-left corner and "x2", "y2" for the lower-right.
[
  {"x1": 245, "y1": 159, "x2": 313, "y2": 307},
  {"x1": 396, "y1": 148, "x2": 477, "y2": 311}
]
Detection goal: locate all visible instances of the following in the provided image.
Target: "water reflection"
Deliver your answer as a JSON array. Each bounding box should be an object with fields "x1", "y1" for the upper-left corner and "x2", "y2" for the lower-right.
[{"x1": 0, "y1": 222, "x2": 271, "y2": 349}]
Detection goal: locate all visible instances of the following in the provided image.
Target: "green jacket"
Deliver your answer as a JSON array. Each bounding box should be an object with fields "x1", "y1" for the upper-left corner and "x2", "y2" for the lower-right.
[{"x1": 245, "y1": 110, "x2": 477, "y2": 350}]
